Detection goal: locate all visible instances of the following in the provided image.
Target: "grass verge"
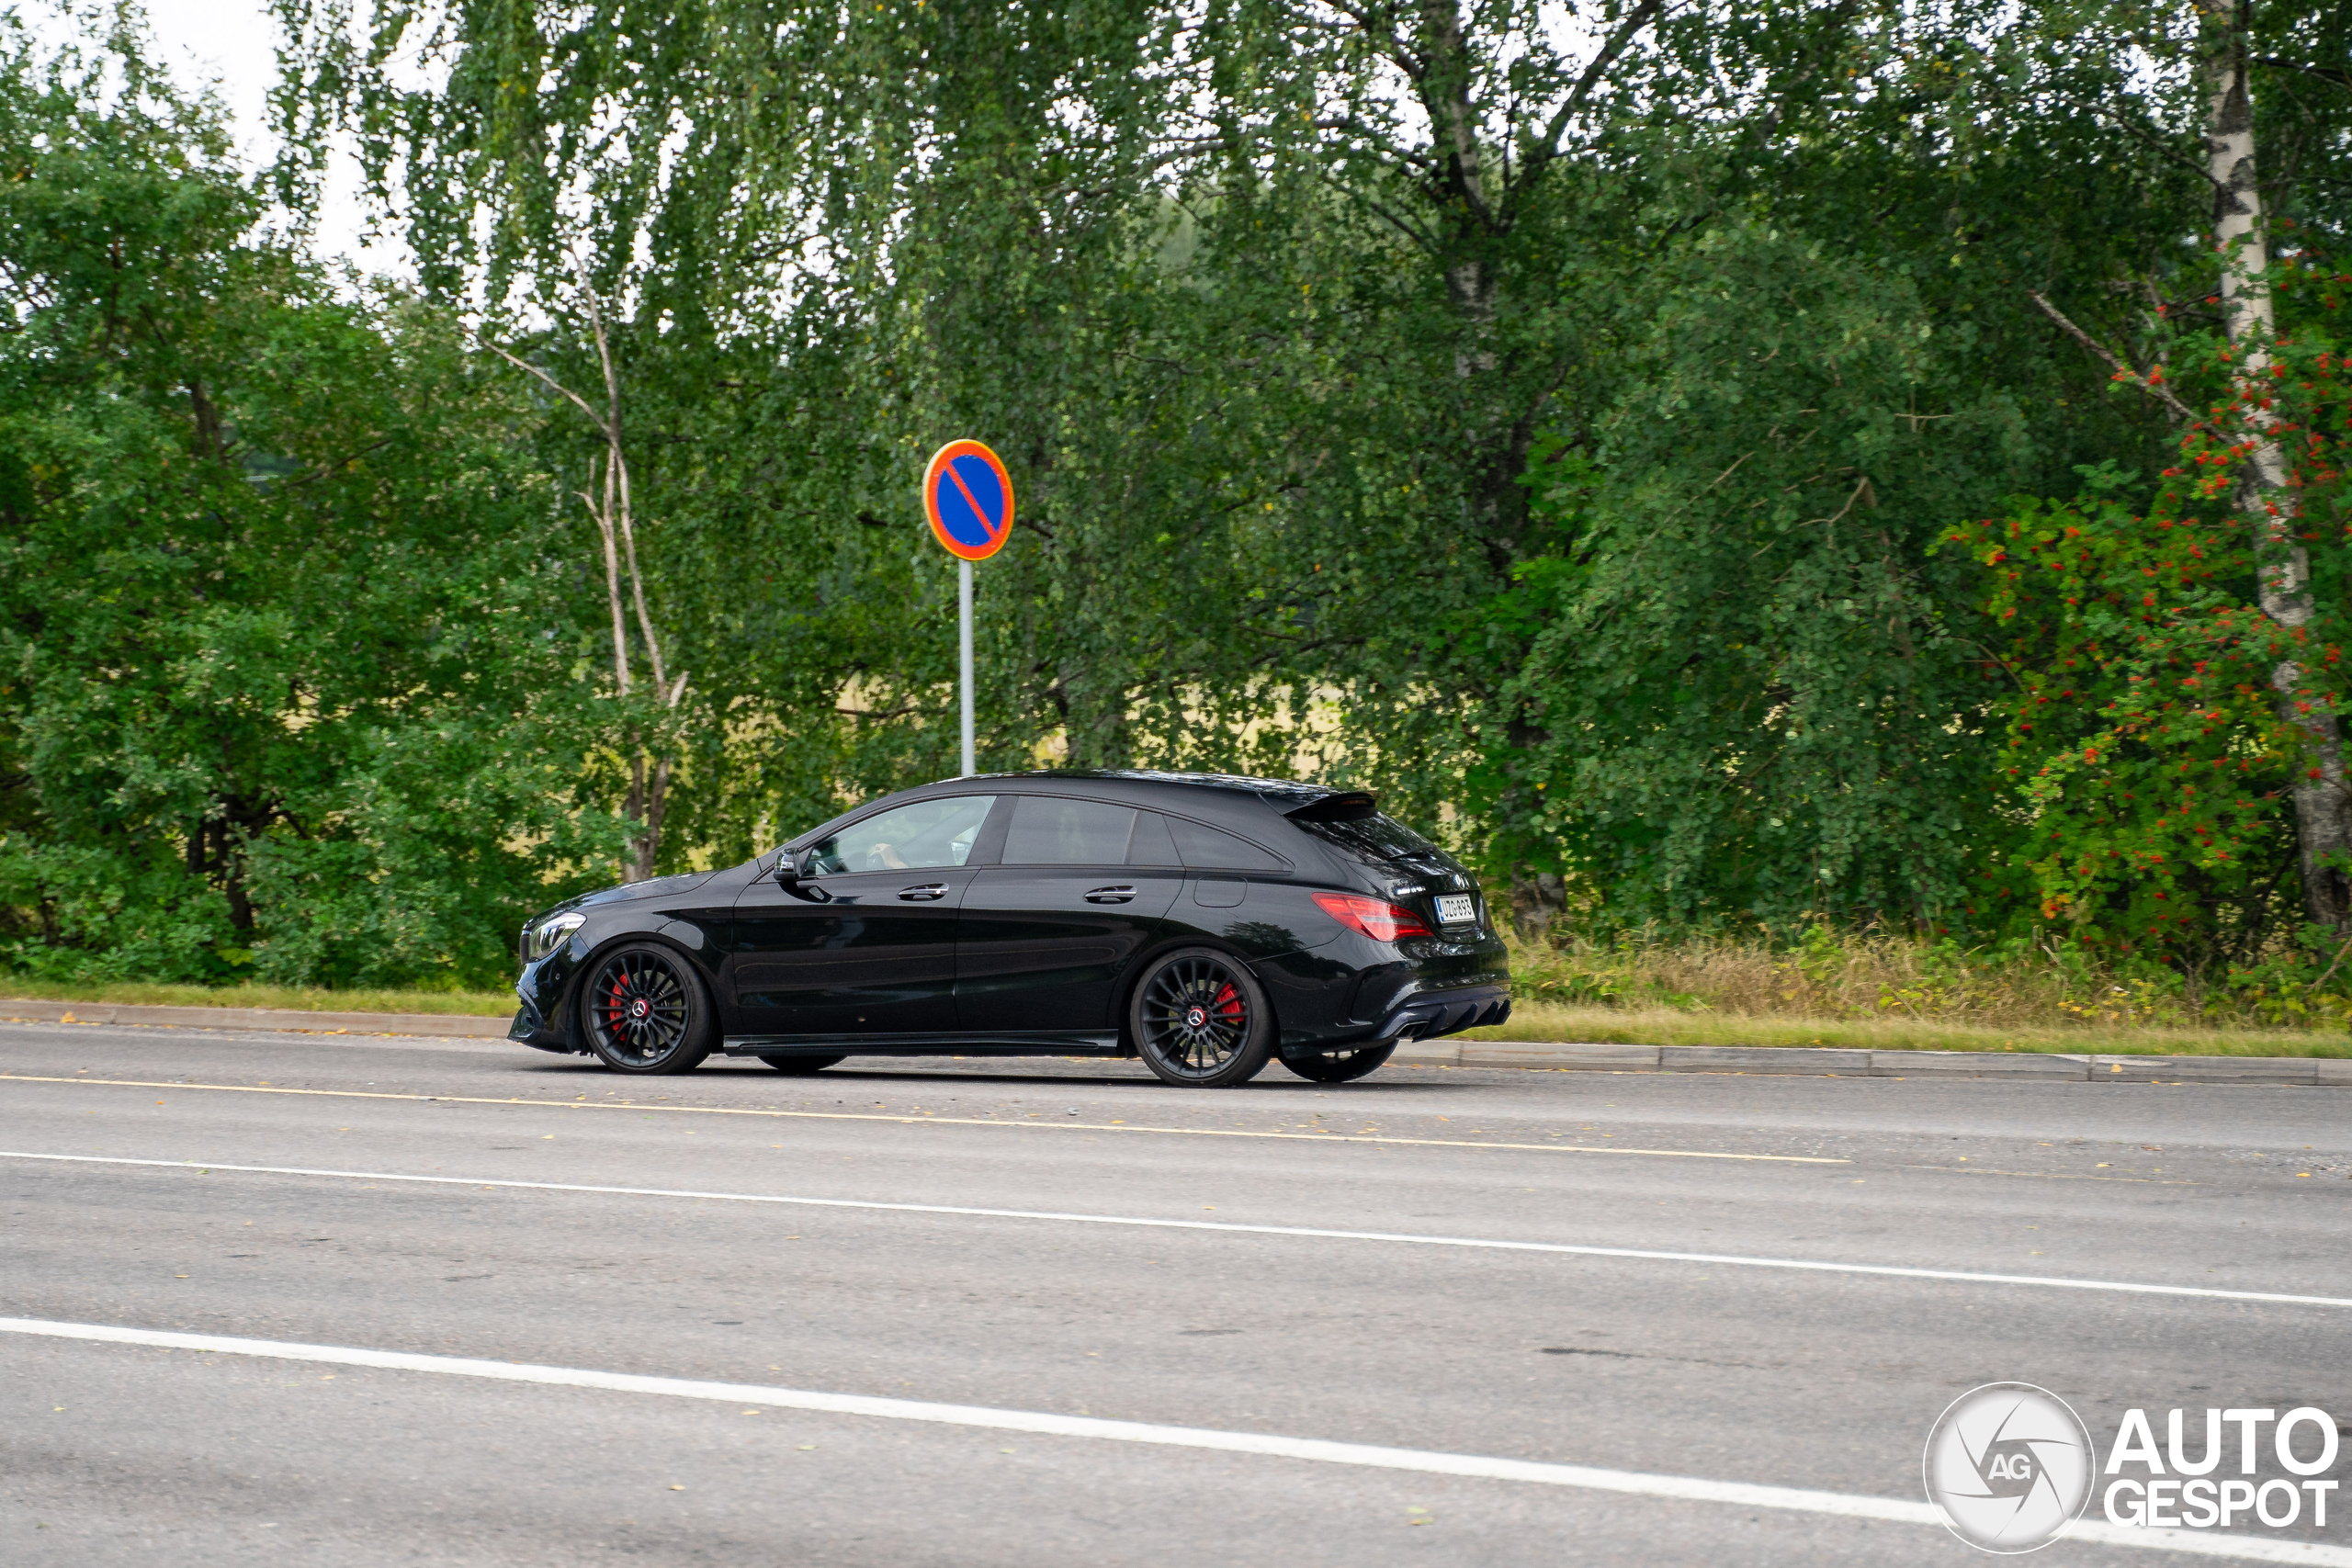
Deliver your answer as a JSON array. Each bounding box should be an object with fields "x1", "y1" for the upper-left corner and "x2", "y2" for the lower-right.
[
  {"x1": 1460, "y1": 1001, "x2": 2352, "y2": 1057},
  {"x1": 0, "y1": 979, "x2": 514, "y2": 1016}
]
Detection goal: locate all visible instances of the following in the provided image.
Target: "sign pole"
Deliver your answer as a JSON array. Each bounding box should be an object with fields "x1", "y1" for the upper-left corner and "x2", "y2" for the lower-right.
[
  {"x1": 958, "y1": 558, "x2": 976, "y2": 777},
  {"x1": 920, "y1": 439, "x2": 1013, "y2": 782}
]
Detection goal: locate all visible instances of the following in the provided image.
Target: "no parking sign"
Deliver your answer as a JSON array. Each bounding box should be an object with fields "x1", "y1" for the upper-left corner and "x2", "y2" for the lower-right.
[
  {"x1": 922, "y1": 438, "x2": 1012, "y2": 776},
  {"x1": 922, "y1": 440, "x2": 1014, "y2": 561}
]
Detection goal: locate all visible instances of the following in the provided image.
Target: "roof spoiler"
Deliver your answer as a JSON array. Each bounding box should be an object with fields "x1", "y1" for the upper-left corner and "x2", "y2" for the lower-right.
[{"x1": 1284, "y1": 791, "x2": 1377, "y2": 822}]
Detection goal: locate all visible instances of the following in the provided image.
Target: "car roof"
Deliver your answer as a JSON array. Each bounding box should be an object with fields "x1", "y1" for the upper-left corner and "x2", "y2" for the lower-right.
[
  {"x1": 782, "y1": 770, "x2": 1352, "y2": 852},
  {"x1": 965, "y1": 769, "x2": 1340, "y2": 807}
]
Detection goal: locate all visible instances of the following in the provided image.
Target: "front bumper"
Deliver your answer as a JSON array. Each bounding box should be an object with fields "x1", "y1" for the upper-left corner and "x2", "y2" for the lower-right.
[{"x1": 507, "y1": 991, "x2": 577, "y2": 1055}]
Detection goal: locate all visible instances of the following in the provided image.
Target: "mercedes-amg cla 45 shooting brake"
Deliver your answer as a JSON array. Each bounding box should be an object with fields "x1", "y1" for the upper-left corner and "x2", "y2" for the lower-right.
[{"x1": 509, "y1": 771, "x2": 1510, "y2": 1087}]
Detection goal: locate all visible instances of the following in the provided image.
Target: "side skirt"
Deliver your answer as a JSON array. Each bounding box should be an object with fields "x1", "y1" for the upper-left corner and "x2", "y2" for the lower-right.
[{"x1": 721, "y1": 1032, "x2": 1123, "y2": 1057}]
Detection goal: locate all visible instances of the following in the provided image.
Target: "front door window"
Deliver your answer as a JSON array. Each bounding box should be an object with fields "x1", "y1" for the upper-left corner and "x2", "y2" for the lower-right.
[{"x1": 806, "y1": 795, "x2": 993, "y2": 874}]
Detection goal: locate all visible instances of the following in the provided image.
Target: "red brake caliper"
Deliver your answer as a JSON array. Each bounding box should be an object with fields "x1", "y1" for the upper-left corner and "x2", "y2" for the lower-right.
[
  {"x1": 1214, "y1": 982, "x2": 1241, "y2": 1021},
  {"x1": 609, "y1": 973, "x2": 629, "y2": 1031}
]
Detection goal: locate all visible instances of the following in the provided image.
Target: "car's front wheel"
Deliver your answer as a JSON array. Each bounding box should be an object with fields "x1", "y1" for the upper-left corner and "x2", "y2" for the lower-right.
[
  {"x1": 1130, "y1": 947, "x2": 1273, "y2": 1088},
  {"x1": 580, "y1": 944, "x2": 713, "y2": 1075},
  {"x1": 1277, "y1": 1041, "x2": 1396, "y2": 1083}
]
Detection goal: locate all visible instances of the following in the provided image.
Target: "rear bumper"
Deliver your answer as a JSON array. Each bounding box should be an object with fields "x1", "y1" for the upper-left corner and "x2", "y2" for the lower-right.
[
  {"x1": 1251, "y1": 931, "x2": 1509, "y2": 1049},
  {"x1": 1374, "y1": 985, "x2": 1510, "y2": 1042}
]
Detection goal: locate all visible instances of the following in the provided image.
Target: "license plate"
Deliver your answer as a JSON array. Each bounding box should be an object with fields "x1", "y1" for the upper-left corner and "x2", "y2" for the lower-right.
[{"x1": 1435, "y1": 894, "x2": 1476, "y2": 927}]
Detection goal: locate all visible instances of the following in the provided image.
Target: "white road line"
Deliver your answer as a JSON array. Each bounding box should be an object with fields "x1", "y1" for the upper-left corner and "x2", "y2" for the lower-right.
[
  {"x1": 2, "y1": 1316, "x2": 2340, "y2": 1563},
  {"x1": 8, "y1": 1149, "x2": 2349, "y2": 1311},
  {"x1": 0, "y1": 1072, "x2": 1847, "y2": 1162}
]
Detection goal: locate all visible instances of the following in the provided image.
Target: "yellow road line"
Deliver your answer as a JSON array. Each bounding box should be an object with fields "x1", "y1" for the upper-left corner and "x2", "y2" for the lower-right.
[
  {"x1": 0, "y1": 1073, "x2": 1847, "y2": 1164},
  {"x1": 1902, "y1": 1164, "x2": 2197, "y2": 1186}
]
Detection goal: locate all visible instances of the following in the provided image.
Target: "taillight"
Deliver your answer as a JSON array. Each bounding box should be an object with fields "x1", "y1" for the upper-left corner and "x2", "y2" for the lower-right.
[{"x1": 1311, "y1": 891, "x2": 1432, "y2": 942}]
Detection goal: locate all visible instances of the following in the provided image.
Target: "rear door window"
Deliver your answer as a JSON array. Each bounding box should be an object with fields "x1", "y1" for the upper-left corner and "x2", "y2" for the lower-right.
[{"x1": 1001, "y1": 796, "x2": 1139, "y2": 864}]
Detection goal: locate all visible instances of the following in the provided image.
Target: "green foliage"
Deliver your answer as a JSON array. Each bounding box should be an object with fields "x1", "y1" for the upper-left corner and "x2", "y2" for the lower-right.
[
  {"x1": 1951, "y1": 256, "x2": 2352, "y2": 962},
  {"x1": 8, "y1": 0, "x2": 2352, "y2": 998}
]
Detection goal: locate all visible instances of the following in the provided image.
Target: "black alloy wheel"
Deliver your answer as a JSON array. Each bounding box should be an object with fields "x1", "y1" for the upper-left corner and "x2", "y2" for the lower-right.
[
  {"x1": 1130, "y1": 947, "x2": 1273, "y2": 1088},
  {"x1": 1277, "y1": 1041, "x2": 1396, "y2": 1083},
  {"x1": 580, "y1": 944, "x2": 713, "y2": 1075},
  {"x1": 758, "y1": 1054, "x2": 846, "y2": 1075}
]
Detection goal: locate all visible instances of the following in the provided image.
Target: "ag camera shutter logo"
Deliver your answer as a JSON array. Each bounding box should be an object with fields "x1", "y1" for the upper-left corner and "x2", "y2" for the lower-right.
[{"x1": 1923, "y1": 1382, "x2": 2095, "y2": 1552}]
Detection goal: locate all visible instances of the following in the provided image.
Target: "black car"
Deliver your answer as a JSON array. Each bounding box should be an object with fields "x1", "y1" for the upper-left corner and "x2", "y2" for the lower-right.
[{"x1": 508, "y1": 770, "x2": 1510, "y2": 1087}]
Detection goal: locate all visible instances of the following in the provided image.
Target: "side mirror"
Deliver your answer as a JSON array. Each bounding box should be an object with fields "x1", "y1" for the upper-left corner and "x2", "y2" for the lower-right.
[{"x1": 776, "y1": 849, "x2": 831, "y2": 901}]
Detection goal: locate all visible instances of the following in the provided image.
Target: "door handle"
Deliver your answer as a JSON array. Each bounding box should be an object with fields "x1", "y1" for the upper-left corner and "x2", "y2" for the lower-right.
[
  {"x1": 898, "y1": 883, "x2": 950, "y2": 901},
  {"x1": 1085, "y1": 886, "x2": 1137, "y2": 904}
]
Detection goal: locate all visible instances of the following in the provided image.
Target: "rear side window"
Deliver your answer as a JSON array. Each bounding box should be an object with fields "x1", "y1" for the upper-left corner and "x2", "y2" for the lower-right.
[
  {"x1": 1168, "y1": 816, "x2": 1288, "y2": 871},
  {"x1": 1290, "y1": 808, "x2": 1437, "y2": 864},
  {"x1": 1002, "y1": 796, "x2": 1137, "y2": 864}
]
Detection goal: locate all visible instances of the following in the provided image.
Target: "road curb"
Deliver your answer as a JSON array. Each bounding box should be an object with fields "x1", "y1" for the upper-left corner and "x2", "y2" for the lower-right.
[
  {"x1": 0, "y1": 998, "x2": 514, "y2": 1039},
  {"x1": 4, "y1": 998, "x2": 2344, "y2": 1078},
  {"x1": 1402, "y1": 1039, "x2": 2352, "y2": 1082}
]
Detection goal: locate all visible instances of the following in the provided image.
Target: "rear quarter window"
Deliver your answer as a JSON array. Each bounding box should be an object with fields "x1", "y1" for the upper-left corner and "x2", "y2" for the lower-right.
[{"x1": 1167, "y1": 815, "x2": 1289, "y2": 871}]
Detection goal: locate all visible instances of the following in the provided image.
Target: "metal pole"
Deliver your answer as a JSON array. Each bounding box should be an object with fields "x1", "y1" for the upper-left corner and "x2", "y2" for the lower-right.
[{"x1": 958, "y1": 557, "x2": 976, "y2": 777}]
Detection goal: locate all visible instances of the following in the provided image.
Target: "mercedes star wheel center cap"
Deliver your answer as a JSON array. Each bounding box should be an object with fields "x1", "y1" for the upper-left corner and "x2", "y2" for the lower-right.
[{"x1": 1185, "y1": 1006, "x2": 1208, "y2": 1030}]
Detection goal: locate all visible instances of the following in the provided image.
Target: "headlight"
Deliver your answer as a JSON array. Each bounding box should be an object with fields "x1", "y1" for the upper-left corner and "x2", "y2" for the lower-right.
[{"x1": 525, "y1": 912, "x2": 586, "y2": 962}]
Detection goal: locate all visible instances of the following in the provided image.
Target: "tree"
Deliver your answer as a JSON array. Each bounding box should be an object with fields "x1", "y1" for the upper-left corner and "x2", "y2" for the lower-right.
[
  {"x1": 2203, "y1": 0, "x2": 2351, "y2": 931},
  {"x1": 1945, "y1": 0, "x2": 2352, "y2": 959},
  {"x1": 271, "y1": 0, "x2": 2352, "y2": 938},
  {"x1": 0, "y1": 16, "x2": 628, "y2": 985}
]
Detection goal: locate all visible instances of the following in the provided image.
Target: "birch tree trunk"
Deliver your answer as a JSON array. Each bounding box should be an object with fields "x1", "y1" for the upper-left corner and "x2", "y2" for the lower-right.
[
  {"x1": 488, "y1": 274, "x2": 688, "y2": 886},
  {"x1": 2204, "y1": 0, "x2": 2352, "y2": 931}
]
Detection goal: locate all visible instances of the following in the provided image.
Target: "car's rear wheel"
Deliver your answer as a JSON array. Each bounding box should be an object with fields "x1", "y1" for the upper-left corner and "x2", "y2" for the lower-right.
[
  {"x1": 1277, "y1": 1041, "x2": 1396, "y2": 1083},
  {"x1": 758, "y1": 1054, "x2": 846, "y2": 1075},
  {"x1": 1130, "y1": 947, "x2": 1273, "y2": 1088},
  {"x1": 580, "y1": 944, "x2": 712, "y2": 1075}
]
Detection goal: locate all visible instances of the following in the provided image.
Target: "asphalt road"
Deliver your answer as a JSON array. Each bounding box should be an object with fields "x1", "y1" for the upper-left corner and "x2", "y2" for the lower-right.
[{"x1": 4, "y1": 1020, "x2": 2350, "y2": 1566}]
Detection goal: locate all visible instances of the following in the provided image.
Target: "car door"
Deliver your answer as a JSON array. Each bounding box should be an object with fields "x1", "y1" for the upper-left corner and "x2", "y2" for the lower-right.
[
  {"x1": 726, "y1": 794, "x2": 997, "y2": 1042},
  {"x1": 954, "y1": 797, "x2": 1185, "y2": 1037}
]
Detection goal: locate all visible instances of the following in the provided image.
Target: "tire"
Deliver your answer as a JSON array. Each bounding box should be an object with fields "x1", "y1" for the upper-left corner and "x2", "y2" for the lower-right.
[
  {"x1": 1129, "y1": 946, "x2": 1274, "y2": 1088},
  {"x1": 579, "y1": 943, "x2": 714, "y2": 1075},
  {"x1": 1278, "y1": 1041, "x2": 1396, "y2": 1083},
  {"x1": 758, "y1": 1054, "x2": 846, "y2": 1075}
]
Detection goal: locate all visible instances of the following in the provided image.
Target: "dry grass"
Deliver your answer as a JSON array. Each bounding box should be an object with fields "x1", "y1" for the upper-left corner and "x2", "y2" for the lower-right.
[
  {"x1": 1460, "y1": 1001, "x2": 2352, "y2": 1057},
  {"x1": 0, "y1": 978, "x2": 515, "y2": 1016},
  {"x1": 1464, "y1": 928, "x2": 2352, "y2": 1057}
]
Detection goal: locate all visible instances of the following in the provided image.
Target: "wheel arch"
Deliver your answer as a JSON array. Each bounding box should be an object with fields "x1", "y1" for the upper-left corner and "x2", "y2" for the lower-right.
[
  {"x1": 1114, "y1": 936, "x2": 1283, "y2": 1055},
  {"x1": 560, "y1": 928, "x2": 722, "y2": 1050}
]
